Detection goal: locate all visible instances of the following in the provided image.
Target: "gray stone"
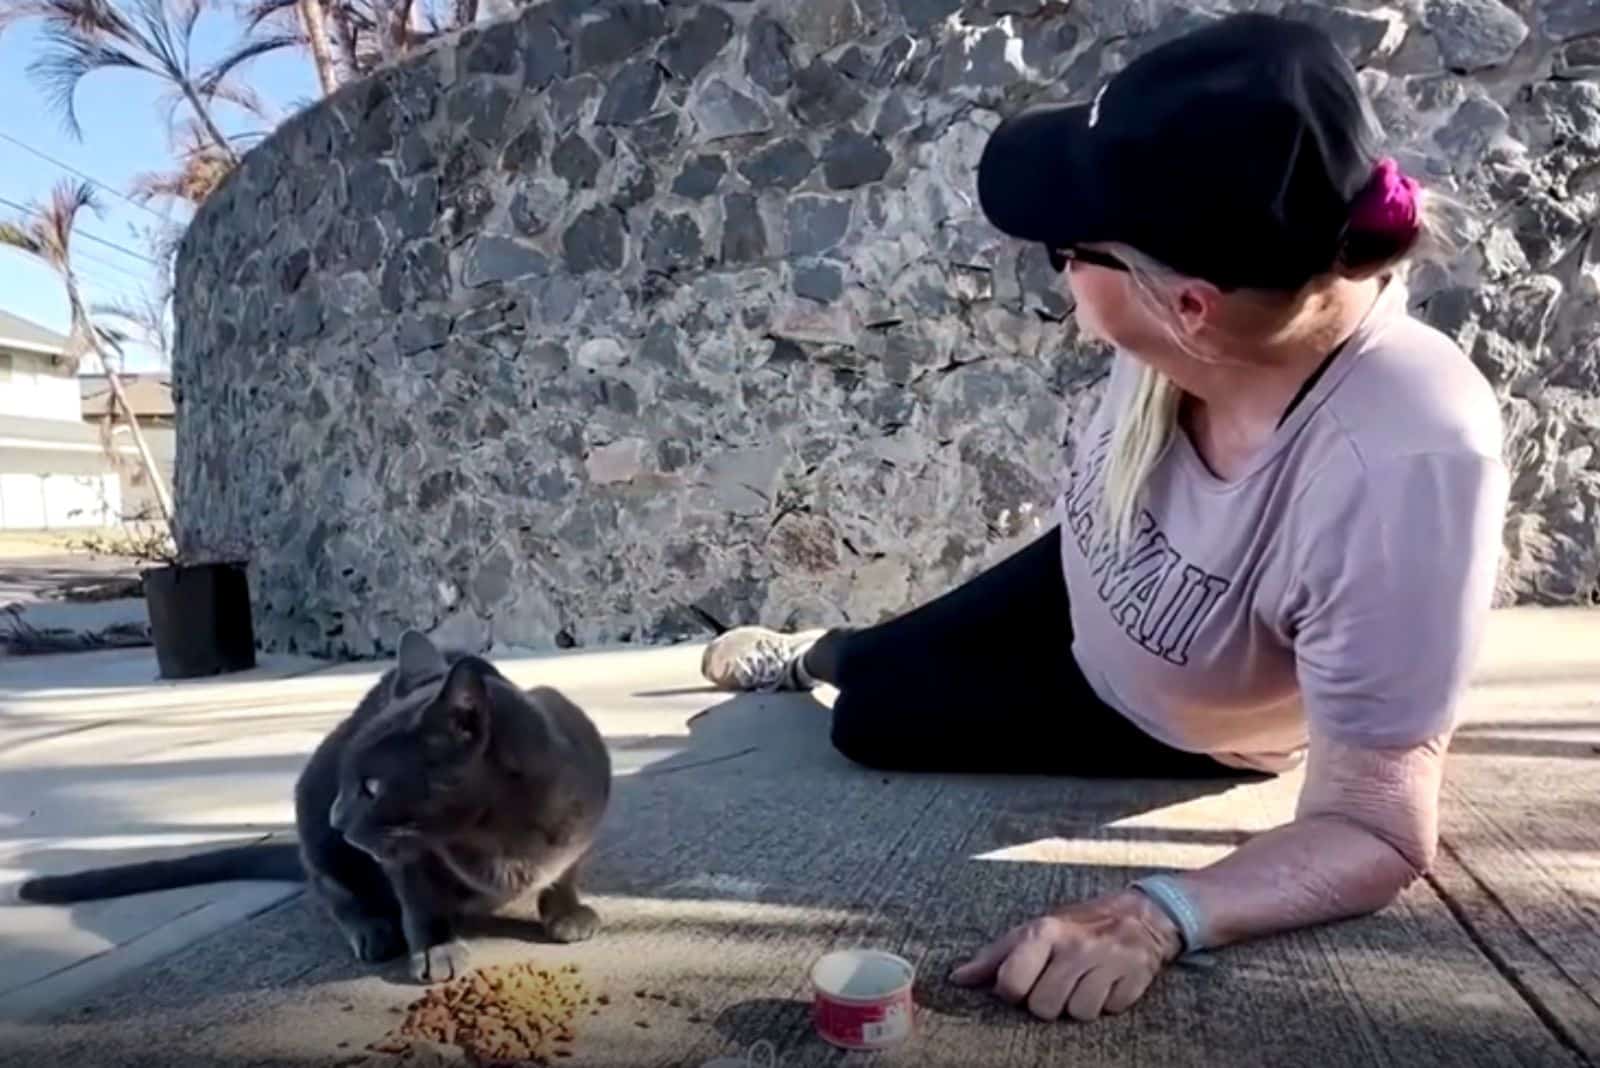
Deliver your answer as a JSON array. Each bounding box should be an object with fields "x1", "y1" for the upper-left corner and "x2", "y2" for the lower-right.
[
  {"x1": 790, "y1": 0, "x2": 863, "y2": 52},
  {"x1": 872, "y1": 35, "x2": 919, "y2": 86},
  {"x1": 1556, "y1": 38, "x2": 1600, "y2": 80},
  {"x1": 1281, "y1": 4, "x2": 1406, "y2": 66},
  {"x1": 614, "y1": 156, "x2": 657, "y2": 210},
  {"x1": 463, "y1": 19, "x2": 520, "y2": 76},
  {"x1": 596, "y1": 58, "x2": 663, "y2": 125},
  {"x1": 1512, "y1": 195, "x2": 1589, "y2": 268},
  {"x1": 471, "y1": 544, "x2": 516, "y2": 609},
  {"x1": 745, "y1": 16, "x2": 793, "y2": 95},
  {"x1": 563, "y1": 206, "x2": 627, "y2": 273},
  {"x1": 698, "y1": 444, "x2": 786, "y2": 513},
  {"x1": 787, "y1": 195, "x2": 852, "y2": 256},
  {"x1": 673, "y1": 154, "x2": 727, "y2": 198},
  {"x1": 693, "y1": 79, "x2": 773, "y2": 141},
  {"x1": 537, "y1": 274, "x2": 585, "y2": 325},
  {"x1": 575, "y1": 336, "x2": 628, "y2": 369},
  {"x1": 500, "y1": 122, "x2": 544, "y2": 173},
  {"x1": 464, "y1": 236, "x2": 550, "y2": 287},
  {"x1": 447, "y1": 78, "x2": 515, "y2": 143},
  {"x1": 509, "y1": 177, "x2": 563, "y2": 236},
  {"x1": 586, "y1": 437, "x2": 649, "y2": 484},
  {"x1": 348, "y1": 159, "x2": 402, "y2": 216},
  {"x1": 874, "y1": 93, "x2": 918, "y2": 137},
  {"x1": 640, "y1": 322, "x2": 682, "y2": 369},
  {"x1": 895, "y1": 0, "x2": 960, "y2": 30},
  {"x1": 794, "y1": 261, "x2": 844, "y2": 303},
  {"x1": 984, "y1": 0, "x2": 1042, "y2": 12},
  {"x1": 279, "y1": 249, "x2": 310, "y2": 294},
  {"x1": 822, "y1": 129, "x2": 892, "y2": 188},
  {"x1": 791, "y1": 60, "x2": 868, "y2": 127},
  {"x1": 643, "y1": 211, "x2": 705, "y2": 271},
  {"x1": 1540, "y1": 0, "x2": 1600, "y2": 40},
  {"x1": 1423, "y1": 0, "x2": 1528, "y2": 72},
  {"x1": 399, "y1": 312, "x2": 451, "y2": 353},
  {"x1": 286, "y1": 285, "x2": 323, "y2": 343},
  {"x1": 379, "y1": 241, "x2": 451, "y2": 312},
  {"x1": 522, "y1": 16, "x2": 570, "y2": 87},
  {"x1": 1433, "y1": 94, "x2": 1511, "y2": 166},
  {"x1": 548, "y1": 75, "x2": 600, "y2": 128},
  {"x1": 836, "y1": 45, "x2": 873, "y2": 82},
  {"x1": 660, "y1": 5, "x2": 734, "y2": 80},
  {"x1": 631, "y1": 111, "x2": 682, "y2": 158},
  {"x1": 1519, "y1": 81, "x2": 1600, "y2": 153},
  {"x1": 443, "y1": 183, "x2": 494, "y2": 241},
  {"x1": 721, "y1": 193, "x2": 767, "y2": 263},
  {"x1": 552, "y1": 132, "x2": 603, "y2": 188},
  {"x1": 577, "y1": 3, "x2": 667, "y2": 70},
  {"x1": 392, "y1": 175, "x2": 438, "y2": 239},
  {"x1": 737, "y1": 138, "x2": 815, "y2": 189},
  {"x1": 949, "y1": 24, "x2": 1018, "y2": 87}
]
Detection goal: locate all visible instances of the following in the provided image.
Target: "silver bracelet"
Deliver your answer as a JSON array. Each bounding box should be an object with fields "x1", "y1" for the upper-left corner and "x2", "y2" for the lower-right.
[{"x1": 1130, "y1": 874, "x2": 1207, "y2": 955}]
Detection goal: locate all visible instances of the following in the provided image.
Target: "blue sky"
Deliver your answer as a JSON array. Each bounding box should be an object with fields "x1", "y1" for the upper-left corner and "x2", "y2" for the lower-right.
[{"x1": 0, "y1": 5, "x2": 319, "y2": 373}]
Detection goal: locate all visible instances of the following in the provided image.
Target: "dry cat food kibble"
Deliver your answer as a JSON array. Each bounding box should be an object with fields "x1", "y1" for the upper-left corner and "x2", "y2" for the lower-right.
[{"x1": 369, "y1": 961, "x2": 597, "y2": 1064}]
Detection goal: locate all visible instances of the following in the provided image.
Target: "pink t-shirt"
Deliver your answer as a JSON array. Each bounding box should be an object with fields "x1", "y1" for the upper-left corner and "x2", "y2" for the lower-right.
[{"x1": 1059, "y1": 281, "x2": 1509, "y2": 773}]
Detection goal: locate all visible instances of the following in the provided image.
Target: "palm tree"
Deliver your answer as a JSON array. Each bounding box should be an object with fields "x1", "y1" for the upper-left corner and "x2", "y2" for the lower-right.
[
  {"x1": 241, "y1": 0, "x2": 461, "y2": 88},
  {"x1": 0, "y1": 181, "x2": 175, "y2": 525},
  {"x1": 0, "y1": 0, "x2": 284, "y2": 162}
]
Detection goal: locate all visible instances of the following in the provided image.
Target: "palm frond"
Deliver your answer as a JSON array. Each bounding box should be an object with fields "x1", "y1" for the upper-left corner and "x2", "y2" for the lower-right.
[
  {"x1": 29, "y1": 30, "x2": 152, "y2": 138},
  {"x1": 241, "y1": 0, "x2": 299, "y2": 31},
  {"x1": 0, "y1": 222, "x2": 46, "y2": 259},
  {"x1": 199, "y1": 32, "x2": 299, "y2": 95},
  {"x1": 0, "y1": 0, "x2": 60, "y2": 38}
]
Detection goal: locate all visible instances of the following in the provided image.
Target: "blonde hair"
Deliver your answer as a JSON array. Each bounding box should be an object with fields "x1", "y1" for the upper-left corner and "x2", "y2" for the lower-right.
[{"x1": 1095, "y1": 184, "x2": 1468, "y2": 552}]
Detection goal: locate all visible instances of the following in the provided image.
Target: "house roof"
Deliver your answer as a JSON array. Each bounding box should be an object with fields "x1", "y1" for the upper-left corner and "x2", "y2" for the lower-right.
[
  {"x1": 0, "y1": 309, "x2": 71, "y2": 357},
  {"x1": 80, "y1": 374, "x2": 174, "y2": 420}
]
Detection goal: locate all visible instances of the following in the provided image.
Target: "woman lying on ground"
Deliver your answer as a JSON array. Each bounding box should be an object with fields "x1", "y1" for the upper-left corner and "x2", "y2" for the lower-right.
[{"x1": 698, "y1": 13, "x2": 1508, "y2": 1023}]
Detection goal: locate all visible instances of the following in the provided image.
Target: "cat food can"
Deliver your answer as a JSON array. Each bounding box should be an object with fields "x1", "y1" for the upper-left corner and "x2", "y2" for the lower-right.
[{"x1": 809, "y1": 949, "x2": 915, "y2": 1050}]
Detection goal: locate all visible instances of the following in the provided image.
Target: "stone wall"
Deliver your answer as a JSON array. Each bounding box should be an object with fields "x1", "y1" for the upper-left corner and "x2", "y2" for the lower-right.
[{"x1": 173, "y1": 0, "x2": 1600, "y2": 658}]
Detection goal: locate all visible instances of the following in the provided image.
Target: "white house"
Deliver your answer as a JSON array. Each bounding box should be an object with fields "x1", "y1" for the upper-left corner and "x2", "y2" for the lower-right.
[{"x1": 0, "y1": 308, "x2": 129, "y2": 530}]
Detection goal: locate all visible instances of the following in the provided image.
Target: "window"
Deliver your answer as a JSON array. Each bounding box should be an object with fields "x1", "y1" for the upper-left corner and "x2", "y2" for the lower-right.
[{"x1": 0, "y1": 352, "x2": 12, "y2": 383}]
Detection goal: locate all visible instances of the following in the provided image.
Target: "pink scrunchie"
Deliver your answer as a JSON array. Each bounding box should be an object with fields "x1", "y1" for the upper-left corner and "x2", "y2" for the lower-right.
[{"x1": 1349, "y1": 157, "x2": 1421, "y2": 239}]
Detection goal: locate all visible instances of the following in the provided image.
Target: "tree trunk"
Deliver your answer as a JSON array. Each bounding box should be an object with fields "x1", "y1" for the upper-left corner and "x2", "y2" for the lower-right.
[
  {"x1": 95, "y1": 347, "x2": 176, "y2": 527},
  {"x1": 297, "y1": 0, "x2": 340, "y2": 96},
  {"x1": 179, "y1": 80, "x2": 239, "y2": 163}
]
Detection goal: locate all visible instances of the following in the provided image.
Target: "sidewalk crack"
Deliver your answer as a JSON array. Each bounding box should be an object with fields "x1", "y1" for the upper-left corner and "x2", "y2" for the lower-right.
[{"x1": 1427, "y1": 836, "x2": 1597, "y2": 1067}]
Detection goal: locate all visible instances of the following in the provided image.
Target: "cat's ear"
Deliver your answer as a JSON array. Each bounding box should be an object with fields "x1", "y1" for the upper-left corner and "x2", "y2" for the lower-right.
[
  {"x1": 395, "y1": 629, "x2": 448, "y2": 697},
  {"x1": 428, "y1": 658, "x2": 491, "y2": 749}
]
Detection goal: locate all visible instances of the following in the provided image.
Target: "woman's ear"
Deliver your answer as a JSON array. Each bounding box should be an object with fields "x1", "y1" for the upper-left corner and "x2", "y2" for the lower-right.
[{"x1": 1174, "y1": 281, "x2": 1223, "y2": 341}]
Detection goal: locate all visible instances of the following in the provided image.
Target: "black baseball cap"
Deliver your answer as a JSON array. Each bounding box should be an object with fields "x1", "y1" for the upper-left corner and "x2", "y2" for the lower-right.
[{"x1": 977, "y1": 13, "x2": 1383, "y2": 291}]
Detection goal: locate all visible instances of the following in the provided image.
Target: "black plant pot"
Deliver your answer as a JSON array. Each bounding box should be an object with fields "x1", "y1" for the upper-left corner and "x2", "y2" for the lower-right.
[{"x1": 142, "y1": 561, "x2": 258, "y2": 679}]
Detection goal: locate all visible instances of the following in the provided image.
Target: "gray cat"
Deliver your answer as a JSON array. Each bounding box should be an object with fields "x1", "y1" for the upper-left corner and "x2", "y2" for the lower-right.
[{"x1": 18, "y1": 631, "x2": 613, "y2": 983}]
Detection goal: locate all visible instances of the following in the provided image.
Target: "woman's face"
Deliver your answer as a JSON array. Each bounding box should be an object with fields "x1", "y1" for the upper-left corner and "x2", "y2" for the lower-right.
[
  {"x1": 1064, "y1": 247, "x2": 1167, "y2": 353},
  {"x1": 1064, "y1": 245, "x2": 1238, "y2": 371}
]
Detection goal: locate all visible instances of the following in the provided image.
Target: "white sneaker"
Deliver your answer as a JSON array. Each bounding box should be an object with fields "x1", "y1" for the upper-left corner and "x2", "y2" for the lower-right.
[{"x1": 700, "y1": 626, "x2": 826, "y2": 692}]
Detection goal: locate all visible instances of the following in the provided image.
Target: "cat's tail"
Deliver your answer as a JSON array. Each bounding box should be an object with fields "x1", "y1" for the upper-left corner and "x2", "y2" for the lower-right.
[{"x1": 16, "y1": 840, "x2": 305, "y2": 904}]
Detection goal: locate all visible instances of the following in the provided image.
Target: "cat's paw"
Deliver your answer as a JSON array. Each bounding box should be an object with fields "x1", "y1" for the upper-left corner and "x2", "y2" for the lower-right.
[
  {"x1": 342, "y1": 916, "x2": 404, "y2": 963},
  {"x1": 544, "y1": 904, "x2": 601, "y2": 944},
  {"x1": 410, "y1": 939, "x2": 472, "y2": 983}
]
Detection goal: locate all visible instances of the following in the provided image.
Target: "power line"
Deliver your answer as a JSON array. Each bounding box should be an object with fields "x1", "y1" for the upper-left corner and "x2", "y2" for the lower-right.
[
  {"x1": 0, "y1": 130, "x2": 168, "y2": 222},
  {"x1": 0, "y1": 193, "x2": 160, "y2": 266}
]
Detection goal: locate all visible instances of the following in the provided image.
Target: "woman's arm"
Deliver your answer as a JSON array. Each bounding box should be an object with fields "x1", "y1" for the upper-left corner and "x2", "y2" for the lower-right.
[{"x1": 1149, "y1": 730, "x2": 1448, "y2": 949}]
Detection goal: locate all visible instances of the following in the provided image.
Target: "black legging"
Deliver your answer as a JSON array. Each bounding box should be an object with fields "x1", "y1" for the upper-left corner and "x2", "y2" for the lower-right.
[{"x1": 804, "y1": 527, "x2": 1241, "y2": 778}]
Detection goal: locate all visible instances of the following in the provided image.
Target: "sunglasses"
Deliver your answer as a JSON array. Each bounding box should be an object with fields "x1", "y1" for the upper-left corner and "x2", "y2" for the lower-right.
[{"x1": 1047, "y1": 246, "x2": 1129, "y2": 273}]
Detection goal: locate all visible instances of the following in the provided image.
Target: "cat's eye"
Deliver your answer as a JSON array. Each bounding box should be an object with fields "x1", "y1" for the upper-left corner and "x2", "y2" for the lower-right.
[{"x1": 360, "y1": 777, "x2": 383, "y2": 798}]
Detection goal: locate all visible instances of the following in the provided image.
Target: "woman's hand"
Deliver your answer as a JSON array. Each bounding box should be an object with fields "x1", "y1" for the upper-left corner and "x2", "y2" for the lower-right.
[{"x1": 948, "y1": 888, "x2": 1183, "y2": 1021}]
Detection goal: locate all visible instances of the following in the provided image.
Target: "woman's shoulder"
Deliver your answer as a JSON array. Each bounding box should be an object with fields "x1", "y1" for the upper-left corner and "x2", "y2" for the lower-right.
[{"x1": 1318, "y1": 304, "x2": 1504, "y2": 469}]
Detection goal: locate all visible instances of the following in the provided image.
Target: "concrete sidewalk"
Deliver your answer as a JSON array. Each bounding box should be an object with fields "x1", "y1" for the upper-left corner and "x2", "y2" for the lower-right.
[{"x1": 0, "y1": 607, "x2": 1596, "y2": 1066}]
